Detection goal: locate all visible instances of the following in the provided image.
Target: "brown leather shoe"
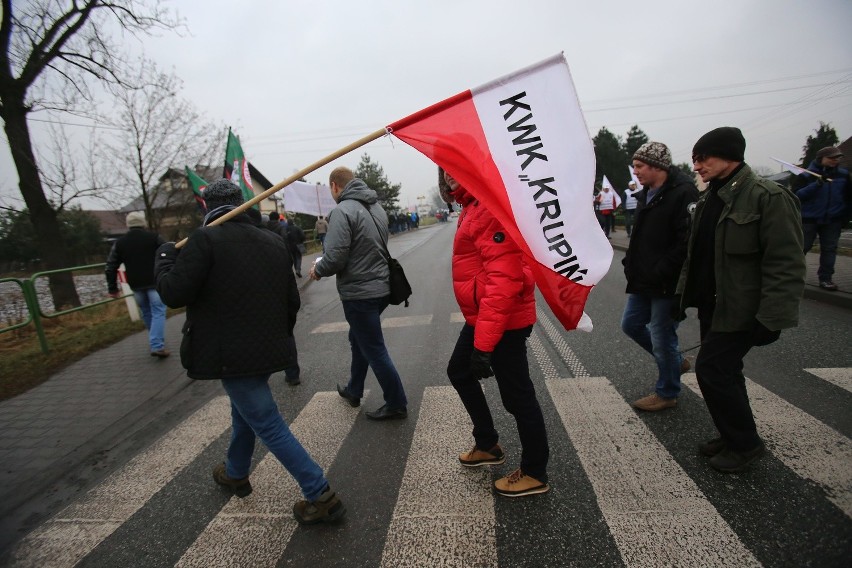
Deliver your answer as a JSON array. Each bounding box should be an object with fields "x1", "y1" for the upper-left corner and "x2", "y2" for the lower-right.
[
  {"x1": 459, "y1": 444, "x2": 505, "y2": 467},
  {"x1": 633, "y1": 393, "x2": 677, "y2": 411},
  {"x1": 212, "y1": 462, "x2": 252, "y2": 498},
  {"x1": 493, "y1": 469, "x2": 549, "y2": 497},
  {"x1": 150, "y1": 349, "x2": 170, "y2": 358},
  {"x1": 293, "y1": 486, "x2": 346, "y2": 524},
  {"x1": 680, "y1": 357, "x2": 692, "y2": 374}
]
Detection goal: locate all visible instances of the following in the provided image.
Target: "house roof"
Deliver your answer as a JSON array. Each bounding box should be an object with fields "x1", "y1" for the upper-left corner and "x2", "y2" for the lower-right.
[
  {"x1": 119, "y1": 165, "x2": 221, "y2": 212},
  {"x1": 88, "y1": 210, "x2": 130, "y2": 237}
]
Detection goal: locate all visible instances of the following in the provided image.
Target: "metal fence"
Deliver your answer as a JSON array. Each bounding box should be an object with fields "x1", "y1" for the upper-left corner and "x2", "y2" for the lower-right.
[{"x1": 0, "y1": 263, "x2": 127, "y2": 354}]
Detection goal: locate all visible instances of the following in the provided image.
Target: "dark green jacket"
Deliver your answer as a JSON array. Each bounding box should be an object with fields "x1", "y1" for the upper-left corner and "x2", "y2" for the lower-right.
[{"x1": 677, "y1": 165, "x2": 805, "y2": 332}]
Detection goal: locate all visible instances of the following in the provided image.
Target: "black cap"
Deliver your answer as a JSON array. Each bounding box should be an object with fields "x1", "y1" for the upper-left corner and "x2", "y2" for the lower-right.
[
  {"x1": 203, "y1": 179, "x2": 244, "y2": 210},
  {"x1": 693, "y1": 127, "x2": 746, "y2": 162}
]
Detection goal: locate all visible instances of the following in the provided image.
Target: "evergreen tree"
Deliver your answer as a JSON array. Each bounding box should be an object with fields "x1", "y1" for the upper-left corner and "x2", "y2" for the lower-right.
[
  {"x1": 801, "y1": 122, "x2": 840, "y2": 166},
  {"x1": 355, "y1": 153, "x2": 401, "y2": 212},
  {"x1": 593, "y1": 127, "x2": 630, "y2": 193},
  {"x1": 622, "y1": 125, "x2": 649, "y2": 161}
]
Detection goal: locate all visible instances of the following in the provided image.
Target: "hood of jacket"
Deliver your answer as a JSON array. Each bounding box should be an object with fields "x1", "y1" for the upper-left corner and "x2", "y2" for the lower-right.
[{"x1": 339, "y1": 178, "x2": 379, "y2": 205}]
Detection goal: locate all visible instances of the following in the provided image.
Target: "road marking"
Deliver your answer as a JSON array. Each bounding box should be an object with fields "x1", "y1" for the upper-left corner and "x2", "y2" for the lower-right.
[
  {"x1": 310, "y1": 315, "x2": 433, "y2": 334},
  {"x1": 175, "y1": 391, "x2": 363, "y2": 568},
  {"x1": 683, "y1": 373, "x2": 852, "y2": 518},
  {"x1": 536, "y1": 307, "x2": 589, "y2": 377},
  {"x1": 380, "y1": 386, "x2": 497, "y2": 568},
  {"x1": 547, "y1": 378, "x2": 761, "y2": 567},
  {"x1": 10, "y1": 396, "x2": 232, "y2": 568},
  {"x1": 804, "y1": 367, "x2": 852, "y2": 394},
  {"x1": 450, "y1": 312, "x2": 465, "y2": 323}
]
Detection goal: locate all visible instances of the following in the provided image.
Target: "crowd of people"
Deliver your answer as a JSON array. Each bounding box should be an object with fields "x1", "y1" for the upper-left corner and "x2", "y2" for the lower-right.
[{"x1": 103, "y1": 125, "x2": 848, "y2": 526}]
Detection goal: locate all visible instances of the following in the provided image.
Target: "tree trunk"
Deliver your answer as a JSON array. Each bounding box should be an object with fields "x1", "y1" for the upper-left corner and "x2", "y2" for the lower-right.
[{"x1": 2, "y1": 104, "x2": 81, "y2": 309}]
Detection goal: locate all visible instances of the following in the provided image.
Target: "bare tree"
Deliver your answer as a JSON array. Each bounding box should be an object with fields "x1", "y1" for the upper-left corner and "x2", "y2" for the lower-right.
[
  {"x1": 100, "y1": 60, "x2": 223, "y2": 232},
  {"x1": 0, "y1": 0, "x2": 181, "y2": 308}
]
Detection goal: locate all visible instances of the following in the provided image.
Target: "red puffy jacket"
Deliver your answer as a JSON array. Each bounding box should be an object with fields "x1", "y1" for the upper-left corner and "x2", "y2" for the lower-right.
[{"x1": 452, "y1": 189, "x2": 536, "y2": 352}]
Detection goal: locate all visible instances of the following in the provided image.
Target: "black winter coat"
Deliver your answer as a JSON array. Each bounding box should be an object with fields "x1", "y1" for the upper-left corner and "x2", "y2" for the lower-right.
[
  {"x1": 623, "y1": 168, "x2": 699, "y2": 297},
  {"x1": 105, "y1": 227, "x2": 165, "y2": 292},
  {"x1": 155, "y1": 215, "x2": 300, "y2": 380}
]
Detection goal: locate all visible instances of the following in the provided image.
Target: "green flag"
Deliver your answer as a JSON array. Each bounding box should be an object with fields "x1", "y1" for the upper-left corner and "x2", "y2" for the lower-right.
[
  {"x1": 224, "y1": 128, "x2": 256, "y2": 205},
  {"x1": 185, "y1": 167, "x2": 209, "y2": 213}
]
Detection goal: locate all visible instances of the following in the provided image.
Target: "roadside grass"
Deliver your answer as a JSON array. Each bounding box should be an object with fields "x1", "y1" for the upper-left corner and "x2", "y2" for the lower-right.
[{"x1": 0, "y1": 302, "x2": 172, "y2": 402}]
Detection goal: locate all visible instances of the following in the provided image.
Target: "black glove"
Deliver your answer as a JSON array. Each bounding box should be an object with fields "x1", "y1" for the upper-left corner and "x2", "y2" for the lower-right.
[
  {"x1": 470, "y1": 348, "x2": 494, "y2": 379},
  {"x1": 154, "y1": 242, "x2": 180, "y2": 279},
  {"x1": 749, "y1": 320, "x2": 780, "y2": 347},
  {"x1": 670, "y1": 294, "x2": 686, "y2": 322}
]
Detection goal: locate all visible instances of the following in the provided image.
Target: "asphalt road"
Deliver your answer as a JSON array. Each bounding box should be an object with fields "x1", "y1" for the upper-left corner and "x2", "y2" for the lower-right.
[{"x1": 4, "y1": 222, "x2": 851, "y2": 567}]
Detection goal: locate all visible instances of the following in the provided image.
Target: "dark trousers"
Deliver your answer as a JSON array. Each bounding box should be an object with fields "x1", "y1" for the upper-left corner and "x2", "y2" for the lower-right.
[
  {"x1": 624, "y1": 208, "x2": 636, "y2": 236},
  {"x1": 447, "y1": 324, "x2": 549, "y2": 482},
  {"x1": 695, "y1": 321, "x2": 762, "y2": 452},
  {"x1": 802, "y1": 221, "x2": 841, "y2": 281}
]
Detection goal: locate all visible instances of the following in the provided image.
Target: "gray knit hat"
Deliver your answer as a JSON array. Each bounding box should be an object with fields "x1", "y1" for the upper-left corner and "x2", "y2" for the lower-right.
[
  {"x1": 203, "y1": 178, "x2": 244, "y2": 210},
  {"x1": 126, "y1": 211, "x2": 147, "y2": 228},
  {"x1": 633, "y1": 141, "x2": 672, "y2": 170}
]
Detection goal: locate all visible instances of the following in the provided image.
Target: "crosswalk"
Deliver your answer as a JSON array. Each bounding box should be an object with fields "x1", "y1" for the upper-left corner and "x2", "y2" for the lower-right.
[{"x1": 6, "y1": 310, "x2": 852, "y2": 567}]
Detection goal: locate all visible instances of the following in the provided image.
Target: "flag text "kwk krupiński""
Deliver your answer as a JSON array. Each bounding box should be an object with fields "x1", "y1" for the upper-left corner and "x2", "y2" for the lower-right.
[{"x1": 500, "y1": 92, "x2": 588, "y2": 283}]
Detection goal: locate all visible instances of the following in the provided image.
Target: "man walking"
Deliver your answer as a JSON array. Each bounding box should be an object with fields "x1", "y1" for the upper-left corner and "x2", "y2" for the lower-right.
[
  {"x1": 155, "y1": 179, "x2": 344, "y2": 524},
  {"x1": 624, "y1": 181, "x2": 640, "y2": 237},
  {"x1": 678, "y1": 127, "x2": 805, "y2": 473},
  {"x1": 314, "y1": 215, "x2": 329, "y2": 252},
  {"x1": 105, "y1": 211, "x2": 169, "y2": 358},
  {"x1": 309, "y1": 166, "x2": 408, "y2": 420},
  {"x1": 622, "y1": 141, "x2": 699, "y2": 411},
  {"x1": 795, "y1": 146, "x2": 851, "y2": 291}
]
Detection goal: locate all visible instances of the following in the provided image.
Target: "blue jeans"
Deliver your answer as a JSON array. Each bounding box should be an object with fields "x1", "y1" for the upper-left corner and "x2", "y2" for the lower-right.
[
  {"x1": 341, "y1": 296, "x2": 407, "y2": 409},
  {"x1": 802, "y1": 221, "x2": 841, "y2": 281},
  {"x1": 621, "y1": 294, "x2": 683, "y2": 399},
  {"x1": 221, "y1": 375, "x2": 328, "y2": 501},
  {"x1": 133, "y1": 287, "x2": 166, "y2": 351}
]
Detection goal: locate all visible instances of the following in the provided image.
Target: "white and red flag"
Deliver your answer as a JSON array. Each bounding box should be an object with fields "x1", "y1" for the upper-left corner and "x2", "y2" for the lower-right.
[{"x1": 388, "y1": 54, "x2": 612, "y2": 331}]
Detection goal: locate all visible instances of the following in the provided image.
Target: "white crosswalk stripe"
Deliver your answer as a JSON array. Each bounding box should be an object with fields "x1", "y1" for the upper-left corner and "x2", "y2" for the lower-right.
[
  {"x1": 381, "y1": 386, "x2": 497, "y2": 567},
  {"x1": 805, "y1": 367, "x2": 852, "y2": 394},
  {"x1": 10, "y1": 396, "x2": 232, "y2": 568},
  {"x1": 683, "y1": 373, "x2": 852, "y2": 518},
  {"x1": 546, "y1": 378, "x2": 761, "y2": 567},
  {"x1": 311, "y1": 315, "x2": 433, "y2": 334},
  {"x1": 175, "y1": 391, "x2": 364, "y2": 567}
]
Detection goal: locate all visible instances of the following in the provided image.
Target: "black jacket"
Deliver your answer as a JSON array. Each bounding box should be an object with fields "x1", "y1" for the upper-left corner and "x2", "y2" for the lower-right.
[
  {"x1": 105, "y1": 227, "x2": 165, "y2": 292},
  {"x1": 623, "y1": 168, "x2": 699, "y2": 297},
  {"x1": 155, "y1": 214, "x2": 300, "y2": 380}
]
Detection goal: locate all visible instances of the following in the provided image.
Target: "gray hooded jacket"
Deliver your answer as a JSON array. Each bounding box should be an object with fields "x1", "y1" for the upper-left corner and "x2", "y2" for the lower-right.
[{"x1": 314, "y1": 178, "x2": 390, "y2": 300}]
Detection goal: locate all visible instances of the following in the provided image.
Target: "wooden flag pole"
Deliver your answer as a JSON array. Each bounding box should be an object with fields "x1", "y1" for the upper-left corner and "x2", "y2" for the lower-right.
[{"x1": 176, "y1": 127, "x2": 389, "y2": 248}]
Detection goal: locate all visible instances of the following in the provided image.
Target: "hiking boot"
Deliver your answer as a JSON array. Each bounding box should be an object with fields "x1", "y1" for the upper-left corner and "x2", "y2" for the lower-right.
[
  {"x1": 709, "y1": 444, "x2": 766, "y2": 473},
  {"x1": 680, "y1": 357, "x2": 692, "y2": 374},
  {"x1": 293, "y1": 486, "x2": 346, "y2": 524},
  {"x1": 336, "y1": 384, "x2": 360, "y2": 407},
  {"x1": 819, "y1": 280, "x2": 838, "y2": 291},
  {"x1": 493, "y1": 469, "x2": 549, "y2": 497},
  {"x1": 212, "y1": 462, "x2": 252, "y2": 498},
  {"x1": 459, "y1": 444, "x2": 505, "y2": 467},
  {"x1": 699, "y1": 437, "x2": 726, "y2": 457},
  {"x1": 150, "y1": 349, "x2": 170, "y2": 358},
  {"x1": 632, "y1": 393, "x2": 677, "y2": 411}
]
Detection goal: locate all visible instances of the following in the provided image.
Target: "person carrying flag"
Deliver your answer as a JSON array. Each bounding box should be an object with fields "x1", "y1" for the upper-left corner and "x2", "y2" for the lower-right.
[{"x1": 440, "y1": 167, "x2": 550, "y2": 498}]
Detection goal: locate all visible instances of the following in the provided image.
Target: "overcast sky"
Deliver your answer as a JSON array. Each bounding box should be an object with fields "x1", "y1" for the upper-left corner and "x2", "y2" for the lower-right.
[{"x1": 3, "y1": 0, "x2": 851, "y2": 211}]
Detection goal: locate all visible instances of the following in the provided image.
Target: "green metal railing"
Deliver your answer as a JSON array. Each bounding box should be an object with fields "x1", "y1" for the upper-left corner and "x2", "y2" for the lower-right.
[{"x1": 0, "y1": 263, "x2": 127, "y2": 354}]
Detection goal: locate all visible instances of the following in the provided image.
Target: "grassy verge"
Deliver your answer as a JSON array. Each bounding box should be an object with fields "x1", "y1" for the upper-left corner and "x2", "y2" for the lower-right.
[{"x1": 0, "y1": 302, "x2": 174, "y2": 402}]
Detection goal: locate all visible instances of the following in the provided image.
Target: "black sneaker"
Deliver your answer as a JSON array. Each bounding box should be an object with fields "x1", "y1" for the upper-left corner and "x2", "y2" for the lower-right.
[
  {"x1": 819, "y1": 280, "x2": 839, "y2": 291},
  {"x1": 337, "y1": 384, "x2": 360, "y2": 407},
  {"x1": 699, "y1": 437, "x2": 726, "y2": 457},
  {"x1": 293, "y1": 486, "x2": 346, "y2": 524},
  {"x1": 212, "y1": 463, "x2": 252, "y2": 498},
  {"x1": 709, "y1": 444, "x2": 766, "y2": 473}
]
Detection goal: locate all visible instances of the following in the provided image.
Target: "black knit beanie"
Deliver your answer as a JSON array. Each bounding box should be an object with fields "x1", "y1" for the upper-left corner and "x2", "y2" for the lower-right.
[
  {"x1": 692, "y1": 127, "x2": 746, "y2": 162},
  {"x1": 203, "y1": 178, "x2": 244, "y2": 210}
]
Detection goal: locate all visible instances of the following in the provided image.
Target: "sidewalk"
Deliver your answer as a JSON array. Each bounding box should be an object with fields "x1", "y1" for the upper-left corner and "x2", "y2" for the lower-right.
[
  {"x1": 608, "y1": 228, "x2": 852, "y2": 310},
  {"x1": 0, "y1": 248, "x2": 325, "y2": 548}
]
